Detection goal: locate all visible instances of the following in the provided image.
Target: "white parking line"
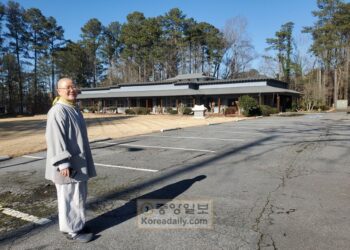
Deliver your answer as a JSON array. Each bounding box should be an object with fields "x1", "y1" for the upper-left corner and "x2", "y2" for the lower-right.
[
  {"x1": 95, "y1": 163, "x2": 158, "y2": 172},
  {"x1": 22, "y1": 155, "x2": 44, "y2": 159},
  {"x1": 213, "y1": 130, "x2": 265, "y2": 135},
  {"x1": 217, "y1": 126, "x2": 276, "y2": 130},
  {"x1": 0, "y1": 206, "x2": 51, "y2": 225},
  {"x1": 98, "y1": 142, "x2": 216, "y2": 153},
  {"x1": 21, "y1": 155, "x2": 157, "y2": 172},
  {"x1": 140, "y1": 135, "x2": 244, "y2": 141}
]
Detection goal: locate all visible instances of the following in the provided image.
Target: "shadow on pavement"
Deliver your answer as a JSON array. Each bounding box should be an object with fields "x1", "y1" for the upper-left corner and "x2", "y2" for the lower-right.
[
  {"x1": 86, "y1": 175, "x2": 206, "y2": 236},
  {"x1": 0, "y1": 158, "x2": 43, "y2": 169},
  {"x1": 0, "y1": 135, "x2": 277, "y2": 243},
  {"x1": 89, "y1": 135, "x2": 277, "y2": 205}
]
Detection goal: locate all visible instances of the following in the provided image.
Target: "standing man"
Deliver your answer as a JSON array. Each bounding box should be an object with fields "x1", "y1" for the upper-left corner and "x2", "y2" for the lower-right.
[{"x1": 45, "y1": 78, "x2": 96, "y2": 243}]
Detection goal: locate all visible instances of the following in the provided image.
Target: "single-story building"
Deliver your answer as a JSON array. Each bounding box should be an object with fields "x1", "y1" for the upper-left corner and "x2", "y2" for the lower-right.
[{"x1": 77, "y1": 73, "x2": 300, "y2": 114}]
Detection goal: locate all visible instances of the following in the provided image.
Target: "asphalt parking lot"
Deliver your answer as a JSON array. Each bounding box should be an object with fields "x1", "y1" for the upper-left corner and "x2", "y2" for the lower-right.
[{"x1": 1, "y1": 112, "x2": 350, "y2": 249}]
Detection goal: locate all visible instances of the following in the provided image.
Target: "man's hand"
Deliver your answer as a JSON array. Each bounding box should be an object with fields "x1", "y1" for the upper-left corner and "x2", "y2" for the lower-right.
[{"x1": 60, "y1": 168, "x2": 70, "y2": 177}]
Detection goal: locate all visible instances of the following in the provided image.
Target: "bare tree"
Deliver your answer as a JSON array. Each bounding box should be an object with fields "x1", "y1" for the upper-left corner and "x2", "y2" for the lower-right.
[
  {"x1": 258, "y1": 55, "x2": 278, "y2": 78},
  {"x1": 292, "y1": 34, "x2": 315, "y2": 90},
  {"x1": 221, "y1": 17, "x2": 256, "y2": 79}
]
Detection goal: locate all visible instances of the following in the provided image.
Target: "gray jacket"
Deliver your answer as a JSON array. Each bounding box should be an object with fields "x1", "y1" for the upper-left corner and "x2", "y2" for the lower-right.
[{"x1": 45, "y1": 101, "x2": 96, "y2": 184}]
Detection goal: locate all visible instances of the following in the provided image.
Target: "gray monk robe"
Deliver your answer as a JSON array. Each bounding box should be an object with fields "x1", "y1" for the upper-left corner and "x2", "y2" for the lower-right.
[
  {"x1": 45, "y1": 100, "x2": 96, "y2": 184},
  {"x1": 45, "y1": 100, "x2": 96, "y2": 235}
]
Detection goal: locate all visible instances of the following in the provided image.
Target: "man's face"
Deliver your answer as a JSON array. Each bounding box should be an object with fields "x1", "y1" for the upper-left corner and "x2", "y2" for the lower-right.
[{"x1": 57, "y1": 79, "x2": 78, "y2": 101}]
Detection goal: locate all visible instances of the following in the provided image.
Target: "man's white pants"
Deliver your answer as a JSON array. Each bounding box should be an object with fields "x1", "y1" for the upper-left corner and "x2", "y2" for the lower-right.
[{"x1": 55, "y1": 181, "x2": 87, "y2": 235}]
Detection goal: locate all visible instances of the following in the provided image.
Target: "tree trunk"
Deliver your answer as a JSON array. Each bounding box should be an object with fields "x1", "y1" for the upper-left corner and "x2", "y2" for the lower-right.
[
  {"x1": 93, "y1": 56, "x2": 97, "y2": 87},
  {"x1": 16, "y1": 48, "x2": 23, "y2": 114},
  {"x1": 189, "y1": 41, "x2": 192, "y2": 74},
  {"x1": 108, "y1": 59, "x2": 113, "y2": 85},
  {"x1": 201, "y1": 46, "x2": 204, "y2": 73},
  {"x1": 324, "y1": 65, "x2": 330, "y2": 106},
  {"x1": 144, "y1": 58, "x2": 147, "y2": 81},
  {"x1": 33, "y1": 33, "x2": 38, "y2": 114},
  {"x1": 51, "y1": 48, "x2": 55, "y2": 98},
  {"x1": 345, "y1": 46, "x2": 349, "y2": 102},
  {"x1": 334, "y1": 68, "x2": 338, "y2": 107},
  {"x1": 318, "y1": 67, "x2": 322, "y2": 101},
  {"x1": 278, "y1": 54, "x2": 283, "y2": 81},
  {"x1": 8, "y1": 78, "x2": 13, "y2": 114}
]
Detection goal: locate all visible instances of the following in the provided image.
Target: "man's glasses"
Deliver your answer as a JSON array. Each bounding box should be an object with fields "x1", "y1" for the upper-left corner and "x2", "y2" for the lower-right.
[{"x1": 57, "y1": 86, "x2": 79, "y2": 91}]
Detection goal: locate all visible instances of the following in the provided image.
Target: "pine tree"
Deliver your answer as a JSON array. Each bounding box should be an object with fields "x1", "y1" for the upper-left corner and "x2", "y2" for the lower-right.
[
  {"x1": 81, "y1": 18, "x2": 103, "y2": 87},
  {"x1": 24, "y1": 8, "x2": 48, "y2": 113},
  {"x1": 160, "y1": 8, "x2": 187, "y2": 78},
  {"x1": 100, "y1": 21, "x2": 122, "y2": 85},
  {"x1": 45, "y1": 16, "x2": 65, "y2": 97},
  {"x1": 303, "y1": 0, "x2": 343, "y2": 106},
  {"x1": 5, "y1": 0, "x2": 28, "y2": 114},
  {"x1": 266, "y1": 22, "x2": 294, "y2": 83}
]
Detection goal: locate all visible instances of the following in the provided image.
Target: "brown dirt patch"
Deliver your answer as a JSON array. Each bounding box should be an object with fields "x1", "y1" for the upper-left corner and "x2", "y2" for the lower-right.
[{"x1": 0, "y1": 114, "x2": 247, "y2": 157}]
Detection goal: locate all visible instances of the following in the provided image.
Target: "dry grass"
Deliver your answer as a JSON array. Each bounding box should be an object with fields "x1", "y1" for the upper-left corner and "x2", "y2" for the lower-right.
[{"x1": 0, "y1": 113, "x2": 246, "y2": 157}]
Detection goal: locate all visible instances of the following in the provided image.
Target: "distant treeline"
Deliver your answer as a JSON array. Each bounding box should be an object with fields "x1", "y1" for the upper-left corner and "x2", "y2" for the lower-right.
[{"x1": 0, "y1": 0, "x2": 349, "y2": 114}]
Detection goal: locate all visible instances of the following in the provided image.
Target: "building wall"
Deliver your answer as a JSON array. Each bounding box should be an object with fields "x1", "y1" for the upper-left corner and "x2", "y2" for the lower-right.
[
  {"x1": 78, "y1": 79, "x2": 298, "y2": 114},
  {"x1": 79, "y1": 93, "x2": 295, "y2": 114}
]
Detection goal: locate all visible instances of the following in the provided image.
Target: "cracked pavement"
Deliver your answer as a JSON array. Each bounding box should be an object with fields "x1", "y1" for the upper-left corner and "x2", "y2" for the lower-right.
[{"x1": 1, "y1": 112, "x2": 350, "y2": 249}]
